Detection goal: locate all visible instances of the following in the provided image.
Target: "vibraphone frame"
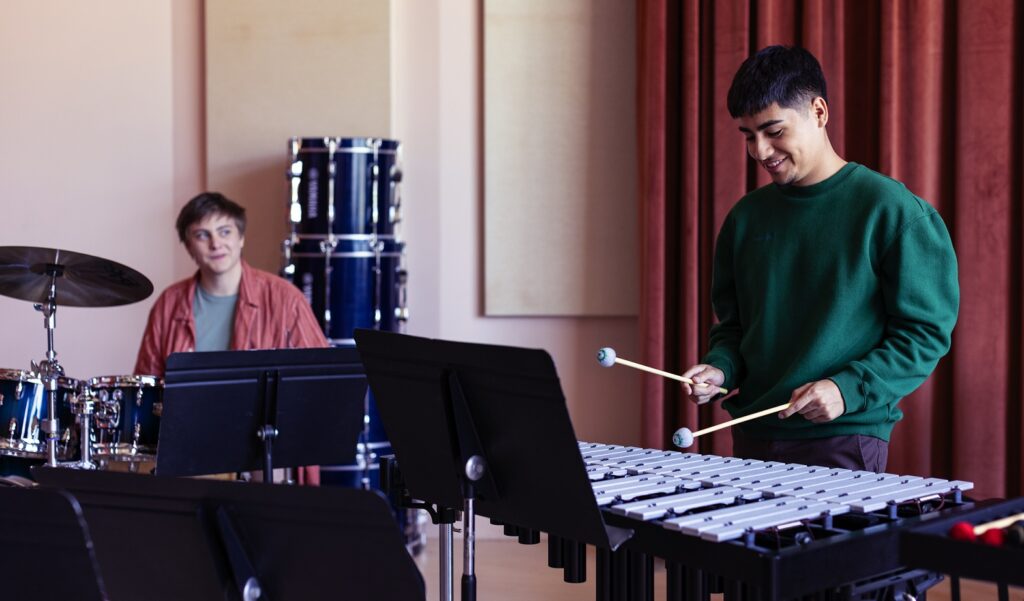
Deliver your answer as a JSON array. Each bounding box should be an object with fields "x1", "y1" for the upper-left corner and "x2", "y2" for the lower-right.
[
  {"x1": 501, "y1": 443, "x2": 976, "y2": 601},
  {"x1": 902, "y1": 496, "x2": 1024, "y2": 599}
]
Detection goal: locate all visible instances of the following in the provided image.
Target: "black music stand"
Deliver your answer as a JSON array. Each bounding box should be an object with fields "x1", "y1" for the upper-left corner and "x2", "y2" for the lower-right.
[
  {"x1": 156, "y1": 347, "x2": 367, "y2": 480},
  {"x1": 32, "y1": 467, "x2": 425, "y2": 601},
  {"x1": 354, "y1": 329, "x2": 632, "y2": 599},
  {"x1": 0, "y1": 486, "x2": 106, "y2": 601}
]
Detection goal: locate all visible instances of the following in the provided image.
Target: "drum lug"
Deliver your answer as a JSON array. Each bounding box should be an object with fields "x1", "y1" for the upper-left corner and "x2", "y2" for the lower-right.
[
  {"x1": 389, "y1": 167, "x2": 402, "y2": 225},
  {"x1": 289, "y1": 157, "x2": 304, "y2": 224},
  {"x1": 7, "y1": 418, "x2": 16, "y2": 441},
  {"x1": 0, "y1": 392, "x2": 4, "y2": 406},
  {"x1": 327, "y1": 138, "x2": 338, "y2": 228}
]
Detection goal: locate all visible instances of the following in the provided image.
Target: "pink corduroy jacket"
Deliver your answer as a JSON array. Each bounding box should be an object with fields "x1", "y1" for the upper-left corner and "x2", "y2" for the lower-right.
[{"x1": 134, "y1": 260, "x2": 328, "y2": 377}]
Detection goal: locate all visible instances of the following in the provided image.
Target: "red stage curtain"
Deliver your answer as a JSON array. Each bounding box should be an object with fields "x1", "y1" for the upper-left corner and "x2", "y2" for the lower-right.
[{"x1": 638, "y1": 0, "x2": 1023, "y2": 498}]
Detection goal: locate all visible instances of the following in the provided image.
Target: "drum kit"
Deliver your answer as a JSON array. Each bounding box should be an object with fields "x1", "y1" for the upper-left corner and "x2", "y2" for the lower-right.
[{"x1": 0, "y1": 245, "x2": 159, "y2": 477}]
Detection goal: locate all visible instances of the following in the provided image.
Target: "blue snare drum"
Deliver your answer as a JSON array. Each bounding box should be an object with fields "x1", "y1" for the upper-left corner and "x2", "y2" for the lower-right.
[
  {"x1": 0, "y1": 369, "x2": 78, "y2": 460},
  {"x1": 288, "y1": 137, "x2": 402, "y2": 238},
  {"x1": 284, "y1": 238, "x2": 406, "y2": 345},
  {"x1": 88, "y1": 375, "x2": 162, "y2": 461}
]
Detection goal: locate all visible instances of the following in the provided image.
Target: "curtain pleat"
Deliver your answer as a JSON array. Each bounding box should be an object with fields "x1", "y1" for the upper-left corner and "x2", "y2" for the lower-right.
[{"x1": 639, "y1": 0, "x2": 1023, "y2": 497}]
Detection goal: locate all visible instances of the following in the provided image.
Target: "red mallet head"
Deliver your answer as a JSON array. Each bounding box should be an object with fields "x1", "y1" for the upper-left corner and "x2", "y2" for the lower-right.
[
  {"x1": 980, "y1": 528, "x2": 1005, "y2": 547},
  {"x1": 949, "y1": 521, "x2": 976, "y2": 542}
]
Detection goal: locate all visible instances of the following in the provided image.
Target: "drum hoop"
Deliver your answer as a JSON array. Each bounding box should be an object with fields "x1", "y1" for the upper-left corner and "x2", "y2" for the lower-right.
[
  {"x1": 291, "y1": 252, "x2": 404, "y2": 259},
  {"x1": 289, "y1": 234, "x2": 398, "y2": 242},
  {"x1": 292, "y1": 147, "x2": 399, "y2": 156},
  {"x1": 89, "y1": 375, "x2": 162, "y2": 388}
]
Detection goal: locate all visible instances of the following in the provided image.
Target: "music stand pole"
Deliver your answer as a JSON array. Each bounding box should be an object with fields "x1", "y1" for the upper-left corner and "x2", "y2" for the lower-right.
[
  {"x1": 440, "y1": 522, "x2": 454, "y2": 601},
  {"x1": 256, "y1": 369, "x2": 280, "y2": 483},
  {"x1": 257, "y1": 425, "x2": 277, "y2": 483},
  {"x1": 461, "y1": 455, "x2": 487, "y2": 601}
]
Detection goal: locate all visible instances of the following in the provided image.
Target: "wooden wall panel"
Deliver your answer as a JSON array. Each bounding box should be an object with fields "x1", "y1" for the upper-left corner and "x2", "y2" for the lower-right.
[{"x1": 205, "y1": 0, "x2": 392, "y2": 273}]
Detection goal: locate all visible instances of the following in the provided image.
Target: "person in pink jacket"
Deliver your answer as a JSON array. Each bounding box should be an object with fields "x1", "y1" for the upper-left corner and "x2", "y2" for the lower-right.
[{"x1": 135, "y1": 192, "x2": 328, "y2": 483}]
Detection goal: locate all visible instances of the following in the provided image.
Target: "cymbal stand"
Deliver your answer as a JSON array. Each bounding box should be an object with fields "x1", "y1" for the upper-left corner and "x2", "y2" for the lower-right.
[{"x1": 33, "y1": 262, "x2": 65, "y2": 468}]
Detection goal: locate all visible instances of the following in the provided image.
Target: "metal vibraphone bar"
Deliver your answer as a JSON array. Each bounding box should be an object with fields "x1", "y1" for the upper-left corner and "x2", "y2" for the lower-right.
[{"x1": 494, "y1": 441, "x2": 975, "y2": 601}]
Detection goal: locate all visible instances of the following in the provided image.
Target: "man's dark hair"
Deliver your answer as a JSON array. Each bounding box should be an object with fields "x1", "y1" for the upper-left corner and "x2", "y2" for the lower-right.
[
  {"x1": 175, "y1": 192, "x2": 247, "y2": 242},
  {"x1": 726, "y1": 45, "x2": 828, "y2": 118}
]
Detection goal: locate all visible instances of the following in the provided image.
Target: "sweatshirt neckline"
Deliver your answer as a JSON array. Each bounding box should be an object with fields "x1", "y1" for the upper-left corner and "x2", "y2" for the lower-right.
[{"x1": 775, "y1": 162, "x2": 860, "y2": 199}]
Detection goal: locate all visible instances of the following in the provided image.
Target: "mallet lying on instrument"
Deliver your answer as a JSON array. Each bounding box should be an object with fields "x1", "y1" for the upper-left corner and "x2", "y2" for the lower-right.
[
  {"x1": 949, "y1": 512, "x2": 1024, "y2": 546},
  {"x1": 596, "y1": 347, "x2": 728, "y2": 394},
  {"x1": 671, "y1": 402, "x2": 790, "y2": 448}
]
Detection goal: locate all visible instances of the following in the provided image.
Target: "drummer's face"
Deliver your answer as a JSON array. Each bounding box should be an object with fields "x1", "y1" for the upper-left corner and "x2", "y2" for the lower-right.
[{"x1": 184, "y1": 213, "x2": 245, "y2": 277}]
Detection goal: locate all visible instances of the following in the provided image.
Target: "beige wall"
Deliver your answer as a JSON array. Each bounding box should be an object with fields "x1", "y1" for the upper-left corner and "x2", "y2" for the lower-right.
[
  {"x1": 0, "y1": 0, "x2": 640, "y2": 447},
  {"x1": 0, "y1": 1, "x2": 202, "y2": 380}
]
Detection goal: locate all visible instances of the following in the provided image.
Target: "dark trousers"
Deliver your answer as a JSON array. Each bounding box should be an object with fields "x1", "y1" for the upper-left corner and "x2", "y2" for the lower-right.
[{"x1": 732, "y1": 429, "x2": 889, "y2": 472}]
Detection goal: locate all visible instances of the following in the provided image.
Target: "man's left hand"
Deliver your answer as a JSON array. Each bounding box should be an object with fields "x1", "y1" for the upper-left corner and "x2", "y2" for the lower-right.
[{"x1": 778, "y1": 379, "x2": 845, "y2": 423}]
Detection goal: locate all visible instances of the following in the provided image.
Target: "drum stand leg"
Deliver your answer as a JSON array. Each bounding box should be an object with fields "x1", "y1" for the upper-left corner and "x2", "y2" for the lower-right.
[
  {"x1": 76, "y1": 399, "x2": 97, "y2": 469},
  {"x1": 44, "y1": 384, "x2": 60, "y2": 467},
  {"x1": 440, "y1": 522, "x2": 454, "y2": 601}
]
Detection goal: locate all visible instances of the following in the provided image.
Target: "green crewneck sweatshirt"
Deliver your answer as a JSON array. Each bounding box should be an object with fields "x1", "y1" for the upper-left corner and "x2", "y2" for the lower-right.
[{"x1": 703, "y1": 162, "x2": 959, "y2": 442}]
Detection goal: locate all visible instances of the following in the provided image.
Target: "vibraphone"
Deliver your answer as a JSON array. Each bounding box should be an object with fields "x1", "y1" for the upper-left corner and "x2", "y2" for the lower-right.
[{"x1": 498, "y1": 442, "x2": 976, "y2": 601}]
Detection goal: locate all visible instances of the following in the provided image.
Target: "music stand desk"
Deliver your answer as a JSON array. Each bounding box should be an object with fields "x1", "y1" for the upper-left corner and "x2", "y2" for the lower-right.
[
  {"x1": 157, "y1": 347, "x2": 367, "y2": 478},
  {"x1": 33, "y1": 467, "x2": 425, "y2": 601},
  {"x1": 0, "y1": 486, "x2": 106, "y2": 601},
  {"x1": 354, "y1": 329, "x2": 630, "y2": 549}
]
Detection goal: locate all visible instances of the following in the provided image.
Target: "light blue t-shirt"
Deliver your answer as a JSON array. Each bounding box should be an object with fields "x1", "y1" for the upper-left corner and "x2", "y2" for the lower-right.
[{"x1": 193, "y1": 286, "x2": 238, "y2": 352}]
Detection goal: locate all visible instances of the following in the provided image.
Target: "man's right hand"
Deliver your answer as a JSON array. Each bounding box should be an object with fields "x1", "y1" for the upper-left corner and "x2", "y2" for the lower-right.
[{"x1": 680, "y1": 364, "x2": 725, "y2": 405}]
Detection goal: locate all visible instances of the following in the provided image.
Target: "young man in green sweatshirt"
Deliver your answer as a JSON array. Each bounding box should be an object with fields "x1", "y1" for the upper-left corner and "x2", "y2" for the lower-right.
[{"x1": 681, "y1": 46, "x2": 959, "y2": 472}]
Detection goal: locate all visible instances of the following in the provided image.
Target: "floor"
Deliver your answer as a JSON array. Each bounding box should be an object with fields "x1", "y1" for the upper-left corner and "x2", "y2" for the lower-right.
[{"x1": 415, "y1": 534, "x2": 1024, "y2": 600}]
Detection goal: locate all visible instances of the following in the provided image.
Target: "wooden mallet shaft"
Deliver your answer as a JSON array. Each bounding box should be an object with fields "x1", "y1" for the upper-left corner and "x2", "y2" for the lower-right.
[
  {"x1": 691, "y1": 403, "x2": 791, "y2": 439},
  {"x1": 610, "y1": 355, "x2": 728, "y2": 395},
  {"x1": 972, "y1": 511, "x2": 1024, "y2": 535}
]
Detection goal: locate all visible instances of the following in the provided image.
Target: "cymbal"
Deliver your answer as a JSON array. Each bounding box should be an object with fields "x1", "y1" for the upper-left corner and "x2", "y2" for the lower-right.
[{"x1": 0, "y1": 246, "x2": 154, "y2": 307}]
